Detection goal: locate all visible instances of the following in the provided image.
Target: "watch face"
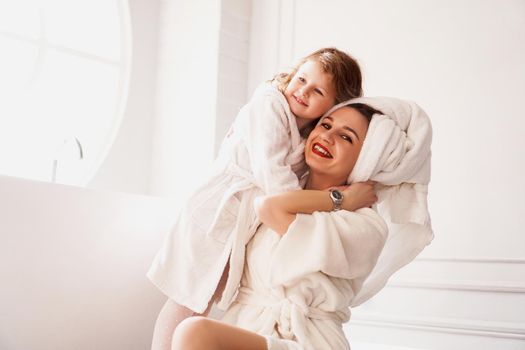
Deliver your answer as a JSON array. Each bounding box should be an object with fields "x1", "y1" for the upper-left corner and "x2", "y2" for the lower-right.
[{"x1": 331, "y1": 190, "x2": 343, "y2": 200}]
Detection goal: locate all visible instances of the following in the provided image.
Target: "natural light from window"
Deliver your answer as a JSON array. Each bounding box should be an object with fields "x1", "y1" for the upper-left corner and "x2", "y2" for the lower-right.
[{"x1": 0, "y1": 0, "x2": 131, "y2": 185}]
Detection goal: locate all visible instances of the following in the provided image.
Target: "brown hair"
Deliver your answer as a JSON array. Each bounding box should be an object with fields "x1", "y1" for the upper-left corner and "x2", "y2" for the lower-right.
[
  {"x1": 345, "y1": 103, "x2": 383, "y2": 124},
  {"x1": 272, "y1": 47, "x2": 363, "y2": 103}
]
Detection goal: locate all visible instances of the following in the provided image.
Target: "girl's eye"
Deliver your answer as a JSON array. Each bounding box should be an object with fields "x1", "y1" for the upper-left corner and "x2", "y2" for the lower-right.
[
  {"x1": 298, "y1": 77, "x2": 306, "y2": 83},
  {"x1": 341, "y1": 135, "x2": 353, "y2": 144},
  {"x1": 314, "y1": 88, "x2": 324, "y2": 96},
  {"x1": 321, "y1": 123, "x2": 330, "y2": 129}
]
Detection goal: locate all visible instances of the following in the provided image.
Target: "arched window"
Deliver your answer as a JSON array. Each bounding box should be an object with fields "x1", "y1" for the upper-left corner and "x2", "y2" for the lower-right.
[{"x1": 0, "y1": 0, "x2": 131, "y2": 185}]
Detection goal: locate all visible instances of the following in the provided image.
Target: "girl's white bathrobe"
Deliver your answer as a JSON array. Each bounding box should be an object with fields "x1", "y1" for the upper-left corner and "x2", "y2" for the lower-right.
[
  {"x1": 147, "y1": 83, "x2": 307, "y2": 313},
  {"x1": 220, "y1": 209, "x2": 388, "y2": 350}
]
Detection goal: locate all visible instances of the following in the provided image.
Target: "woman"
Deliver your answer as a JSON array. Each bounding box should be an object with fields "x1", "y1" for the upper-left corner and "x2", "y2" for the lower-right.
[{"x1": 171, "y1": 97, "x2": 433, "y2": 350}]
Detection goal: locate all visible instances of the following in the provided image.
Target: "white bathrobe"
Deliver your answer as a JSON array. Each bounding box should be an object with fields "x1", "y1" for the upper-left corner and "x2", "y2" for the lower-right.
[
  {"x1": 220, "y1": 96, "x2": 433, "y2": 349},
  {"x1": 220, "y1": 209, "x2": 388, "y2": 350},
  {"x1": 147, "y1": 83, "x2": 307, "y2": 313}
]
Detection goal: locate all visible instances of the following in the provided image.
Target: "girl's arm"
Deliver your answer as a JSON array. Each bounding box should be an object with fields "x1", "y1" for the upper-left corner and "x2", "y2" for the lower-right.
[
  {"x1": 241, "y1": 87, "x2": 303, "y2": 194},
  {"x1": 256, "y1": 181, "x2": 377, "y2": 235}
]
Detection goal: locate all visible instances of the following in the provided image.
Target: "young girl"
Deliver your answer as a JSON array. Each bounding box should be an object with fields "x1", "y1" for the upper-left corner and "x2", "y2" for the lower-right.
[{"x1": 148, "y1": 47, "x2": 367, "y2": 349}]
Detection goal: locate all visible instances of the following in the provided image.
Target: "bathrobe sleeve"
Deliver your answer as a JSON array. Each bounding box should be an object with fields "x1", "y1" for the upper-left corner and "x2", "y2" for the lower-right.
[
  {"x1": 268, "y1": 208, "x2": 388, "y2": 287},
  {"x1": 238, "y1": 87, "x2": 303, "y2": 195}
]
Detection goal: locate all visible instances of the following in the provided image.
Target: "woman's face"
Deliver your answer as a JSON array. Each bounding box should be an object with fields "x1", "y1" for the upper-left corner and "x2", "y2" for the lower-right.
[{"x1": 305, "y1": 106, "x2": 369, "y2": 184}]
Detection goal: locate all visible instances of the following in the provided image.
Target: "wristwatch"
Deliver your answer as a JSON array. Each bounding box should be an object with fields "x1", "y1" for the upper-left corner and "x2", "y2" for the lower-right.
[{"x1": 329, "y1": 189, "x2": 344, "y2": 211}]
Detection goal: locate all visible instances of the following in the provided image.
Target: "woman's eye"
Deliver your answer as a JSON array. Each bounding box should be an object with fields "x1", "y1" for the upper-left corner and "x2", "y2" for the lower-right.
[
  {"x1": 298, "y1": 77, "x2": 306, "y2": 83},
  {"x1": 321, "y1": 123, "x2": 330, "y2": 129},
  {"x1": 341, "y1": 135, "x2": 353, "y2": 144}
]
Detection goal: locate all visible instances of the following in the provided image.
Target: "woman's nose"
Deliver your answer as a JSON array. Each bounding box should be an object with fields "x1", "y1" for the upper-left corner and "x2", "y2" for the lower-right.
[{"x1": 320, "y1": 129, "x2": 335, "y2": 144}]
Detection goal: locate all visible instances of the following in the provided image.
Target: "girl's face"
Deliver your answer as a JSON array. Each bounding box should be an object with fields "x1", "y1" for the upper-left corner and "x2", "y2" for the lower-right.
[
  {"x1": 305, "y1": 107, "x2": 369, "y2": 184},
  {"x1": 284, "y1": 60, "x2": 336, "y2": 121}
]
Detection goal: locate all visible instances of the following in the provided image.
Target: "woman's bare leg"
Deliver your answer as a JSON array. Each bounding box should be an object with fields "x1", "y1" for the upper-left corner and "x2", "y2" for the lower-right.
[
  {"x1": 150, "y1": 262, "x2": 230, "y2": 350},
  {"x1": 171, "y1": 317, "x2": 267, "y2": 350}
]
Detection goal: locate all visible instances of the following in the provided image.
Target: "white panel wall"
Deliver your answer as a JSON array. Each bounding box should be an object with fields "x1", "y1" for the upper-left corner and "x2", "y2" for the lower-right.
[
  {"x1": 215, "y1": 0, "x2": 252, "y2": 154},
  {"x1": 248, "y1": 1, "x2": 525, "y2": 349}
]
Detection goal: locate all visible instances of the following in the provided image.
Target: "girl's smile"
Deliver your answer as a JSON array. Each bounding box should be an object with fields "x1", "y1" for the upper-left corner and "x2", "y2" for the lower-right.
[{"x1": 293, "y1": 95, "x2": 308, "y2": 107}]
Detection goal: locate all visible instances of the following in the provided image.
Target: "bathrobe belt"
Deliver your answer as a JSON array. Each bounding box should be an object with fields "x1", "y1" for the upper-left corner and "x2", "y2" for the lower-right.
[
  {"x1": 205, "y1": 162, "x2": 259, "y2": 240},
  {"x1": 236, "y1": 287, "x2": 344, "y2": 340}
]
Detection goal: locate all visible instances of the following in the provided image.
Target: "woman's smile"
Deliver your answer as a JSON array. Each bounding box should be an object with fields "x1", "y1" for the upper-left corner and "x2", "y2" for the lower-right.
[{"x1": 312, "y1": 142, "x2": 333, "y2": 158}]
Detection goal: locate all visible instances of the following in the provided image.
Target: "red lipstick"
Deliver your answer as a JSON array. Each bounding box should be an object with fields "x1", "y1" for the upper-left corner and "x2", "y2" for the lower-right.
[{"x1": 312, "y1": 142, "x2": 332, "y2": 158}]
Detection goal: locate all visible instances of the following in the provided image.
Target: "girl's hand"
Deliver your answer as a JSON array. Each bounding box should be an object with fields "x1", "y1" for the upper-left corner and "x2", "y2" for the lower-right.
[{"x1": 342, "y1": 181, "x2": 378, "y2": 211}]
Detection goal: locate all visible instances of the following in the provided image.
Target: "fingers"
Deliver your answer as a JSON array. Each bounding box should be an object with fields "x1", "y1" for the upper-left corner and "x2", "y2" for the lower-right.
[
  {"x1": 348, "y1": 180, "x2": 376, "y2": 186},
  {"x1": 324, "y1": 185, "x2": 349, "y2": 191}
]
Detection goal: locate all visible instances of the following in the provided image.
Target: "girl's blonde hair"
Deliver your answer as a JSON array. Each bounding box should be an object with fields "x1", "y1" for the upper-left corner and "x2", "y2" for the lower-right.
[{"x1": 272, "y1": 47, "x2": 363, "y2": 103}]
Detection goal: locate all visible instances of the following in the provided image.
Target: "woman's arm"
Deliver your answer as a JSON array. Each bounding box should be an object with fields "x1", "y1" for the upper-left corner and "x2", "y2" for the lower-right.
[{"x1": 255, "y1": 181, "x2": 377, "y2": 235}]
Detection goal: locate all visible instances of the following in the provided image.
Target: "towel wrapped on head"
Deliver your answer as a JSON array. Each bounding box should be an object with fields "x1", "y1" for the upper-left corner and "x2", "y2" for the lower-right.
[{"x1": 323, "y1": 96, "x2": 434, "y2": 306}]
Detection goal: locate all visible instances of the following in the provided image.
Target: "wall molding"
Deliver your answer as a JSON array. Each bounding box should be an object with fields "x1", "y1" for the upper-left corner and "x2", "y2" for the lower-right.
[
  {"x1": 416, "y1": 257, "x2": 525, "y2": 265},
  {"x1": 387, "y1": 279, "x2": 525, "y2": 294},
  {"x1": 389, "y1": 257, "x2": 525, "y2": 293},
  {"x1": 350, "y1": 313, "x2": 525, "y2": 340}
]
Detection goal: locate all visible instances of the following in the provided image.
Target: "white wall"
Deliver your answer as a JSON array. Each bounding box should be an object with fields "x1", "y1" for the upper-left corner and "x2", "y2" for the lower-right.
[
  {"x1": 149, "y1": 0, "x2": 252, "y2": 208},
  {"x1": 87, "y1": 0, "x2": 252, "y2": 202},
  {"x1": 88, "y1": 0, "x2": 160, "y2": 195},
  {"x1": 248, "y1": 0, "x2": 525, "y2": 349},
  {"x1": 149, "y1": 0, "x2": 220, "y2": 201}
]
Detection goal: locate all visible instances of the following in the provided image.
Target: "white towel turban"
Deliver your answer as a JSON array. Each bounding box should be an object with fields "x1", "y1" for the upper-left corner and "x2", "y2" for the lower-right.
[{"x1": 323, "y1": 96, "x2": 434, "y2": 306}]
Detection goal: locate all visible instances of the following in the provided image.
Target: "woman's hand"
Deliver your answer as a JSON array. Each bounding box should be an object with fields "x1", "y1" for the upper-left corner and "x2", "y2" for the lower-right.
[{"x1": 340, "y1": 181, "x2": 378, "y2": 211}]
